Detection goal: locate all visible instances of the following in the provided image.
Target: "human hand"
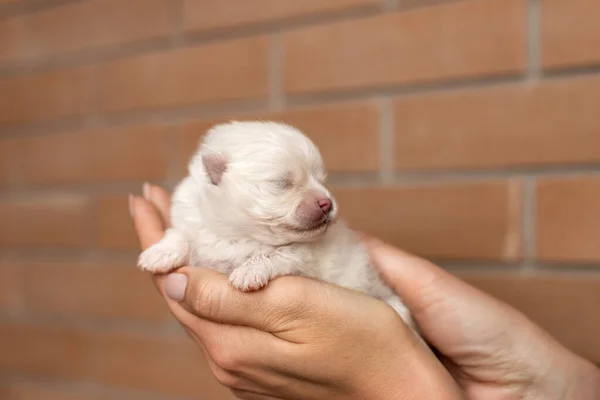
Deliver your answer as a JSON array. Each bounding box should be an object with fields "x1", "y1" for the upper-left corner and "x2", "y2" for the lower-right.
[
  {"x1": 130, "y1": 185, "x2": 461, "y2": 400},
  {"x1": 365, "y1": 237, "x2": 600, "y2": 400}
]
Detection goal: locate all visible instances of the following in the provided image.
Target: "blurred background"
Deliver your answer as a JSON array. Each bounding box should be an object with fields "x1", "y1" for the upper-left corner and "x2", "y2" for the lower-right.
[{"x1": 1, "y1": 0, "x2": 599, "y2": 398}]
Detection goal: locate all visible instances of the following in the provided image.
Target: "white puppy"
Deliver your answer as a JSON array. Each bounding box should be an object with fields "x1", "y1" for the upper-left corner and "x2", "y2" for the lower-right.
[{"x1": 138, "y1": 121, "x2": 416, "y2": 331}]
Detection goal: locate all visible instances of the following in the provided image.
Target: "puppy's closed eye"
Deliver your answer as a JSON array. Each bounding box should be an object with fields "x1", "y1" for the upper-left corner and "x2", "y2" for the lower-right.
[{"x1": 273, "y1": 174, "x2": 294, "y2": 191}]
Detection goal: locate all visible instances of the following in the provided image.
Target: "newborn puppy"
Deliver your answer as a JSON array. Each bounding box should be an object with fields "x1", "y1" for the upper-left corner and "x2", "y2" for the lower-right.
[{"x1": 138, "y1": 121, "x2": 416, "y2": 331}]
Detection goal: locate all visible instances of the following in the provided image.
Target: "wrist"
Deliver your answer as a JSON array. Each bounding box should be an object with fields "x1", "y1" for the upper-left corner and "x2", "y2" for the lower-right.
[
  {"x1": 360, "y1": 338, "x2": 462, "y2": 400},
  {"x1": 532, "y1": 347, "x2": 600, "y2": 400},
  {"x1": 562, "y1": 357, "x2": 600, "y2": 399}
]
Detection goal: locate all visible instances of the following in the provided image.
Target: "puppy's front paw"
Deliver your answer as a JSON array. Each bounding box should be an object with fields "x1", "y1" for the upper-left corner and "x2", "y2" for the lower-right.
[
  {"x1": 138, "y1": 244, "x2": 186, "y2": 274},
  {"x1": 229, "y1": 266, "x2": 271, "y2": 291}
]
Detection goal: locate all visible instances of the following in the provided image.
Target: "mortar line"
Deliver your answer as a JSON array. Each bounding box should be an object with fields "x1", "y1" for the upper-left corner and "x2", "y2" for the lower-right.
[
  {"x1": 378, "y1": 97, "x2": 395, "y2": 184},
  {"x1": 170, "y1": 0, "x2": 185, "y2": 45},
  {"x1": 165, "y1": 124, "x2": 184, "y2": 183},
  {"x1": 286, "y1": 73, "x2": 527, "y2": 107},
  {"x1": 444, "y1": 262, "x2": 600, "y2": 275},
  {"x1": 3, "y1": 167, "x2": 600, "y2": 199},
  {"x1": 382, "y1": 0, "x2": 400, "y2": 12},
  {"x1": 522, "y1": 176, "x2": 537, "y2": 271},
  {"x1": 268, "y1": 33, "x2": 285, "y2": 111},
  {"x1": 0, "y1": 0, "x2": 88, "y2": 20},
  {"x1": 526, "y1": 0, "x2": 541, "y2": 81}
]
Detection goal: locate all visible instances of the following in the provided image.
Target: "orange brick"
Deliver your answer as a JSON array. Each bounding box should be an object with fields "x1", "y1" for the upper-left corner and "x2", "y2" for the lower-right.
[
  {"x1": 0, "y1": 382, "x2": 103, "y2": 400},
  {"x1": 96, "y1": 37, "x2": 269, "y2": 114},
  {"x1": 90, "y1": 331, "x2": 233, "y2": 398},
  {"x1": 183, "y1": 0, "x2": 379, "y2": 31},
  {"x1": 541, "y1": 0, "x2": 600, "y2": 69},
  {"x1": 394, "y1": 76, "x2": 600, "y2": 170},
  {"x1": 284, "y1": 0, "x2": 526, "y2": 94},
  {"x1": 0, "y1": 323, "x2": 90, "y2": 379},
  {"x1": 0, "y1": 66, "x2": 94, "y2": 124},
  {"x1": 0, "y1": 196, "x2": 91, "y2": 247},
  {"x1": 0, "y1": 323, "x2": 233, "y2": 398},
  {"x1": 0, "y1": 0, "x2": 172, "y2": 62},
  {"x1": 459, "y1": 271, "x2": 600, "y2": 362},
  {"x1": 21, "y1": 260, "x2": 170, "y2": 322},
  {"x1": 178, "y1": 120, "x2": 212, "y2": 173},
  {"x1": 537, "y1": 176, "x2": 600, "y2": 263},
  {"x1": 400, "y1": 0, "x2": 458, "y2": 8},
  {"x1": 0, "y1": 138, "x2": 24, "y2": 185},
  {"x1": 20, "y1": 125, "x2": 168, "y2": 184},
  {"x1": 276, "y1": 102, "x2": 380, "y2": 173},
  {"x1": 96, "y1": 196, "x2": 140, "y2": 251},
  {"x1": 0, "y1": 262, "x2": 24, "y2": 313},
  {"x1": 334, "y1": 181, "x2": 523, "y2": 261},
  {"x1": 179, "y1": 101, "x2": 380, "y2": 175},
  {"x1": 0, "y1": 382, "x2": 164, "y2": 400}
]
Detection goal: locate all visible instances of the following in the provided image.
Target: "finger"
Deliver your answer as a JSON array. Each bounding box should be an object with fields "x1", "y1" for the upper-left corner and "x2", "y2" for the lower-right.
[
  {"x1": 164, "y1": 266, "x2": 315, "y2": 333},
  {"x1": 364, "y1": 237, "x2": 520, "y2": 340},
  {"x1": 364, "y1": 235, "x2": 492, "y2": 312},
  {"x1": 141, "y1": 184, "x2": 173, "y2": 292},
  {"x1": 144, "y1": 183, "x2": 172, "y2": 227},
  {"x1": 183, "y1": 325, "x2": 270, "y2": 395},
  {"x1": 171, "y1": 299, "x2": 301, "y2": 390},
  {"x1": 131, "y1": 196, "x2": 167, "y2": 250}
]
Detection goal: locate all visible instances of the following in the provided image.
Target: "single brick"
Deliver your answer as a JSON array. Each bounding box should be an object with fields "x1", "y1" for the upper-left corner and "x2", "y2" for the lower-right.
[
  {"x1": 0, "y1": 0, "x2": 172, "y2": 62},
  {"x1": 0, "y1": 323, "x2": 234, "y2": 398},
  {"x1": 0, "y1": 138, "x2": 24, "y2": 185},
  {"x1": 20, "y1": 124, "x2": 168, "y2": 184},
  {"x1": 284, "y1": 0, "x2": 526, "y2": 93},
  {"x1": 0, "y1": 196, "x2": 92, "y2": 248},
  {"x1": 394, "y1": 76, "x2": 600, "y2": 170},
  {"x1": 541, "y1": 0, "x2": 600, "y2": 69},
  {"x1": 0, "y1": 382, "x2": 106, "y2": 400},
  {"x1": 0, "y1": 263, "x2": 24, "y2": 313},
  {"x1": 20, "y1": 260, "x2": 170, "y2": 322},
  {"x1": 87, "y1": 330, "x2": 233, "y2": 398},
  {"x1": 0, "y1": 66, "x2": 94, "y2": 124},
  {"x1": 537, "y1": 175, "x2": 600, "y2": 263},
  {"x1": 0, "y1": 323, "x2": 90, "y2": 380},
  {"x1": 95, "y1": 196, "x2": 139, "y2": 251},
  {"x1": 333, "y1": 180, "x2": 523, "y2": 261},
  {"x1": 96, "y1": 37, "x2": 269, "y2": 114}
]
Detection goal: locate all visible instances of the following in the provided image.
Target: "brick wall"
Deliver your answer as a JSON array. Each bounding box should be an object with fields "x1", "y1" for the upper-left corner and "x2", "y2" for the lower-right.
[{"x1": 1, "y1": 0, "x2": 599, "y2": 398}]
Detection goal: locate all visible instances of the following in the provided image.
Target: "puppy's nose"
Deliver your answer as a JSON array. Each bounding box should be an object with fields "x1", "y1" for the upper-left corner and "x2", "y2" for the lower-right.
[{"x1": 318, "y1": 198, "x2": 332, "y2": 214}]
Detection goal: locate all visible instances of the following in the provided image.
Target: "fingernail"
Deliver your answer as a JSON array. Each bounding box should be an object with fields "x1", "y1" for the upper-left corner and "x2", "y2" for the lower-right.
[
  {"x1": 143, "y1": 182, "x2": 152, "y2": 201},
  {"x1": 165, "y1": 273, "x2": 187, "y2": 302},
  {"x1": 128, "y1": 195, "x2": 135, "y2": 218}
]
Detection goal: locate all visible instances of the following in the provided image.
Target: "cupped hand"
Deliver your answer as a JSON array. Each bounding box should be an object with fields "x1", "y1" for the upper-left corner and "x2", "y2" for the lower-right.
[
  {"x1": 131, "y1": 185, "x2": 460, "y2": 400},
  {"x1": 365, "y1": 237, "x2": 600, "y2": 400}
]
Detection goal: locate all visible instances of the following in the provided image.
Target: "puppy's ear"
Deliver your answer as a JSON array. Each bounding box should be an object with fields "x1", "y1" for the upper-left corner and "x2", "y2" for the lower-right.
[{"x1": 202, "y1": 151, "x2": 227, "y2": 185}]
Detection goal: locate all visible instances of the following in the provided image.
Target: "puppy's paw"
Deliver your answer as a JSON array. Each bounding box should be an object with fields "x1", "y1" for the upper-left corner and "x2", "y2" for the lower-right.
[
  {"x1": 229, "y1": 266, "x2": 271, "y2": 291},
  {"x1": 138, "y1": 244, "x2": 186, "y2": 274}
]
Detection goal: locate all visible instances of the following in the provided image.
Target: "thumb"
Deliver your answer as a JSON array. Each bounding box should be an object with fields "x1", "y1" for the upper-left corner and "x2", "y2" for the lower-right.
[
  {"x1": 364, "y1": 236, "x2": 526, "y2": 352},
  {"x1": 364, "y1": 236, "x2": 486, "y2": 319}
]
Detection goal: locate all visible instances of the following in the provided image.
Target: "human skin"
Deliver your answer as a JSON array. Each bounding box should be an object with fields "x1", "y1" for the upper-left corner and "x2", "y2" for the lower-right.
[{"x1": 130, "y1": 184, "x2": 600, "y2": 400}]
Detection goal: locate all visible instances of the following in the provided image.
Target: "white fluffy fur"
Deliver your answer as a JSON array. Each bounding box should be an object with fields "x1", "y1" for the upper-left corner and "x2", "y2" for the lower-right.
[{"x1": 138, "y1": 121, "x2": 416, "y2": 331}]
